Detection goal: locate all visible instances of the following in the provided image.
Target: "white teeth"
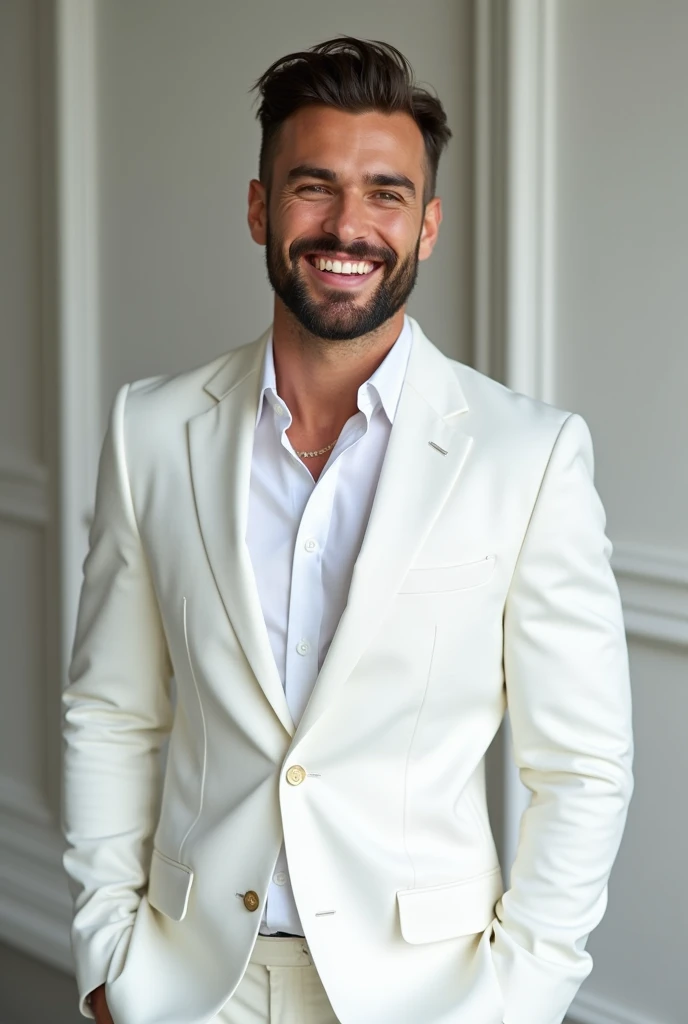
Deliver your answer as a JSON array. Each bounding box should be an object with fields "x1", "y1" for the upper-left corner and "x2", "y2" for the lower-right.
[{"x1": 312, "y1": 257, "x2": 374, "y2": 275}]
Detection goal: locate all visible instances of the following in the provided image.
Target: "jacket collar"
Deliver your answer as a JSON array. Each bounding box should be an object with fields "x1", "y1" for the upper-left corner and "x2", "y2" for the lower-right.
[{"x1": 202, "y1": 316, "x2": 469, "y2": 423}]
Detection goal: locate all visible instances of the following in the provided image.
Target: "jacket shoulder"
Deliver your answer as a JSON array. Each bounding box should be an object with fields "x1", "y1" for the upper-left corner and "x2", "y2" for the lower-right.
[
  {"x1": 450, "y1": 358, "x2": 573, "y2": 440},
  {"x1": 118, "y1": 332, "x2": 265, "y2": 431},
  {"x1": 124, "y1": 351, "x2": 230, "y2": 417},
  {"x1": 444, "y1": 358, "x2": 598, "y2": 514}
]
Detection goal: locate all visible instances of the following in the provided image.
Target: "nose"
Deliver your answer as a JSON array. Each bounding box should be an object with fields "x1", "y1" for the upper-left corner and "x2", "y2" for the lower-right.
[{"x1": 321, "y1": 190, "x2": 368, "y2": 245}]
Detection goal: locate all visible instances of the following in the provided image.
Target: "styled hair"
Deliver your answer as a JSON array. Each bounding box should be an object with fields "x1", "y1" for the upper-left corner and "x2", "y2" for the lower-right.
[{"x1": 252, "y1": 36, "x2": 451, "y2": 204}]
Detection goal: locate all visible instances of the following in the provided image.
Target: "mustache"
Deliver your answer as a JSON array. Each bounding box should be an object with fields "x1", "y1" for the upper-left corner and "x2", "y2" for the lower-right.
[{"x1": 288, "y1": 236, "x2": 398, "y2": 269}]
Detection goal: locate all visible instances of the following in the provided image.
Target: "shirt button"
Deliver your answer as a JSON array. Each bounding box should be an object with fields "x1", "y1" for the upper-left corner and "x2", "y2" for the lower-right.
[
  {"x1": 273, "y1": 871, "x2": 287, "y2": 885},
  {"x1": 296, "y1": 639, "x2": 310, "y2": 656},
  {"x1": 304, "y1": 538, "x2": 318, "y2": 553},
  {"x1": 273, "y1": 402, "x2": 286, "y2": 417}
]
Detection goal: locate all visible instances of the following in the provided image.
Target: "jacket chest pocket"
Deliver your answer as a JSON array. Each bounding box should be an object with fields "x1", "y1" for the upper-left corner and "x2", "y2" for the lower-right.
[
  {"x1": 392, "y1": 555, "x2": 498, "y2": 628},
  {"x1": 399, "y1": 555, "x2": 496, "y2": 595}
]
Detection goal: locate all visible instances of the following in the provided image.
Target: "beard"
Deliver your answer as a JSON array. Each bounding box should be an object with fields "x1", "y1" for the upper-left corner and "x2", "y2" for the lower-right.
[{"x1": 265, "y1": 224, "x2": 421, "y2": 341}]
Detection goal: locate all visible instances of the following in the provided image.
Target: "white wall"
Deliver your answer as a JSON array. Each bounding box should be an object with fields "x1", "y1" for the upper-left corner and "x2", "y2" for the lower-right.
[
  {"x1": 552, "y1": 5, "x2": 687, "y2": 1021},
  {"x1": 553, "y1": 0, "x2": 688, "y2": 551},
  {"x1": 0, "y1": 0, "x2": 73, "y2": 977},
  {"x1": 494, "y1": 3, "x2": 687, "y2": 1022},
  {"x1": 96, "y1": 0, "x2": 474, "y2": 411}
]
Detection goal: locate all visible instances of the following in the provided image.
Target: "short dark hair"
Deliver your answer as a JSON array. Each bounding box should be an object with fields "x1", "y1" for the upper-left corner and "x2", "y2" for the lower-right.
[{"x1": 252, "y1": 36, "x2": 452, "y2": 205}]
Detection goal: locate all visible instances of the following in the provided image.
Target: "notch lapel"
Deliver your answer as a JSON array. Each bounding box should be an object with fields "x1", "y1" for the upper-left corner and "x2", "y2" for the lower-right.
[
  {"x1": 188, "y1": 333, "x2": 296, "y2": 738},
  {"x1": 291, "y1": 320, "x2": 473, "y2": 745}
]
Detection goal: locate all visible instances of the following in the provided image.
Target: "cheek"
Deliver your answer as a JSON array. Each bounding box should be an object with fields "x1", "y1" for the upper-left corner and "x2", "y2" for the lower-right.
[
  {"x1": 275, "y1": 206, "x2": 327, "y2": 256},
  {"x1": 374, "y1": 211, "x2": 420, "y2": 251}
]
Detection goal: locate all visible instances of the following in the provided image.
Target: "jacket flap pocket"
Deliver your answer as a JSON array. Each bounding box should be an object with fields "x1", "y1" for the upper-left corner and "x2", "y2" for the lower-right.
[
  {"x1": 399, "y1": 556, "x2": 496, "y2": 594},
  {"x1": 397, "y1": 866, "x2": 503, "y2": 944},
  {"x1": 147, "y1": 848, "x2": 194, "y2": 921}
]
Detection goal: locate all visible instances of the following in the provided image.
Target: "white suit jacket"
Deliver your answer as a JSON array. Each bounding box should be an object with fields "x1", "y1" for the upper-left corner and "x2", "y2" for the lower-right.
[{"x1": 62, "y1": 317, "x2": 634, "y2": 1024}]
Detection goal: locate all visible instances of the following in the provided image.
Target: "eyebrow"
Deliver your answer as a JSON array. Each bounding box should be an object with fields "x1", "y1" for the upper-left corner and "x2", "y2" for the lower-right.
[
  {"x1": 287, "y1": 165, "x2": 337, "y2": 183},
  {"x1": 287, "y1": 165, "x2": 416, "y2": 197},
  {"x1": 363, "y1": 172, "x2": 416, "y2": 197}
]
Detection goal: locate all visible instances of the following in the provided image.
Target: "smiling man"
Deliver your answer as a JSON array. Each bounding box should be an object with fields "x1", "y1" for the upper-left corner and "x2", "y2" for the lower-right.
[{"x1": 62, "y1": 37, "x2": 633, "y2": 1024}]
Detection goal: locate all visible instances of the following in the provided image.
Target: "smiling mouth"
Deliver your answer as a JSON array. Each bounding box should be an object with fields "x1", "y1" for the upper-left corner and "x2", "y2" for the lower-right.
[{"x1": 306, "y1": 254, "x2": 381, "y2": 277}]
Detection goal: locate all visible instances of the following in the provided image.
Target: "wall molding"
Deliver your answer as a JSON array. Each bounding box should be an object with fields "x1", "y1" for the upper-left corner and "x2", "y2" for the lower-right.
[
  {"x1": 472, "y1": 0, "x2": 507, "y2": 381},
  {"x1": 473, "y1": 0, "x2": 558, "y2": 400},
  {"x1": 56, "y1": 0, "x2": 101, "y2": 678},
  {"x1": 474, "y1": 0, "x2": 561, "y2": 870},
  {"x1": 0, "y1": 0, "x2": 70, "y2": 978},
  {"x1": 0, "y1": 0, "x2": 101, "y2": 981},
  {"x1": 568, "y1": 986, "x2": 665, "y2": 1024},
  {"x1": 612, "y1": 542, "x2": 688, "y2": 649},
  {"x1": 503, "y1": 0, "x2": 558, "y2": 403}
]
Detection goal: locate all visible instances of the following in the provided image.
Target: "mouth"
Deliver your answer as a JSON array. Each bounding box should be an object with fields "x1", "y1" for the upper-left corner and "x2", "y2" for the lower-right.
[{"x1": 302, "y1": 253, "x2": 383, "y2": 288}]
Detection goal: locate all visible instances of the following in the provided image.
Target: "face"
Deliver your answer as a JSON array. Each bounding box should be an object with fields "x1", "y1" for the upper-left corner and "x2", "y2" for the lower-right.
[{"x1": 248, "y1": 106, "x2": 442, "y2": 341}]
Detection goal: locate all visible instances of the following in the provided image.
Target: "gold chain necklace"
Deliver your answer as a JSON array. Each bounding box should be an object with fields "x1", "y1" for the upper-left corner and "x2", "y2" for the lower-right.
[{"x1": 294, "y1": 438, "x2": 337, "y2": 459}]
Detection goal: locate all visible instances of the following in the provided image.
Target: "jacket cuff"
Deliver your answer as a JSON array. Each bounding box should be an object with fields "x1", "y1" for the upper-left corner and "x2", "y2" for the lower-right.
[
  {"x1": 72, "y1": 918, "x2": 135, "y2": 1018},
  {"x1": 78, "y1": 981, "x2": 101, "y2": 1018}
]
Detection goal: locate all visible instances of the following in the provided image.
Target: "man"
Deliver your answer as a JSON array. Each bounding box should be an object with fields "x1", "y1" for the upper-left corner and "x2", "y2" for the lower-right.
[{"x1": 62, "y1": 36, "x2": 634, "y2": 1024}]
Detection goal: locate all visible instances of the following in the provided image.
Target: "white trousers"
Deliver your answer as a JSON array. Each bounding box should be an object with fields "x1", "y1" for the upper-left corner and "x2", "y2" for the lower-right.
[{"x1": 215, "y1": 935, "x2": 340, "y2": 1023}]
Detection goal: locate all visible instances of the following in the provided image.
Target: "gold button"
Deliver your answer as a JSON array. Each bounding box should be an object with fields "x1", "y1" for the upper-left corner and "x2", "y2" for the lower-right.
[
  {"x1": 243, "y1": 890, "x2": 260, "y2": 912},
  {"x1": 286, "y1": 765, "x2": 307, "y2": 786}
]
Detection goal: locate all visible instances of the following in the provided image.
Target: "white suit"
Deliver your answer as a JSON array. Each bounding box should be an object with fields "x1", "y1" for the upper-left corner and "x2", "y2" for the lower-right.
[{"x1": 62, "y1": 318, "x2": 634, "y2": 1024}]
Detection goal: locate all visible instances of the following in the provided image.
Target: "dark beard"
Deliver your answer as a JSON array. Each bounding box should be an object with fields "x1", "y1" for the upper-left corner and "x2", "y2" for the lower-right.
[{"x1": 265, "y1": 226, "x2": 420, "y2": 341}]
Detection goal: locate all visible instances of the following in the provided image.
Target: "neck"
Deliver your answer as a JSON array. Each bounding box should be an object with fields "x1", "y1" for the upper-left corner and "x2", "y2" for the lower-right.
[{"x1": 271, "y1": 298, "x2": 406, "y2": 435}]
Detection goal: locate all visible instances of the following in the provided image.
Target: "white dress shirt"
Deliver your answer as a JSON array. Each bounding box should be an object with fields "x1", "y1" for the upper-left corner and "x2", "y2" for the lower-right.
[{"x1": 245, "y1": 316, "x2": 413, "y2": 936}]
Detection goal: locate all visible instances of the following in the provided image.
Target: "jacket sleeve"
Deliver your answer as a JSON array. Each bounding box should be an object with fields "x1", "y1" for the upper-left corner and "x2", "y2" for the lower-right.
[
  {"x1": 61, "y1": 383, "x2": 173, "y2": 1017},
  {"x1": 494, "y1": 412, "x2": 634, "y2": 1024}
]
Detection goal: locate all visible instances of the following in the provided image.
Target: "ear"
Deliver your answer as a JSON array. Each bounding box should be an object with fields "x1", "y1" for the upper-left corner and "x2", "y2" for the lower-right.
[
  {"x1": 418, "y1": 196, "x2": 442, "y2": 262},
  {"x1": 247, "y1": 179, "x2": 268, "y2": 245}
]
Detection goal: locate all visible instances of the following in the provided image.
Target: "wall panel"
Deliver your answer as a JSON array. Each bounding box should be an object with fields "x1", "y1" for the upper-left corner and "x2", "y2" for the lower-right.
[
  {"x1": 0, "y1": 0, "x2": 72, "y2": 977},
  {"x1": 0, "y1": 524, "x2": 48, "y2": 819},
  {"x1": 475, "y1": 3, "x2": 687, "y2": 1023}
]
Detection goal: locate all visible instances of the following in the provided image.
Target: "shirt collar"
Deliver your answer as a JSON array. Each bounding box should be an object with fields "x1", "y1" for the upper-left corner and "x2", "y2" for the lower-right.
[{"x1": 255, "y1": 315, "x2": 413, "y2": 429}]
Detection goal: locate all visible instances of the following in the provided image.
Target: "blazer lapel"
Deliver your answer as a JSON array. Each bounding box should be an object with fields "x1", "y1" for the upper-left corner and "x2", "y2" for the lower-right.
[
  {"x1": 188, "y1": 331, "x2": 296, "y2": 738},
  {"x1": 291, "y1": 320, "x2": 473, "y2": 745}
]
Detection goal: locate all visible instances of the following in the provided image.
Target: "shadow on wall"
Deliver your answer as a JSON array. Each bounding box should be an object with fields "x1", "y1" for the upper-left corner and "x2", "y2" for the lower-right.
[{"x1": 0, "y1": 942, "x2": 82, "y2": 1024}]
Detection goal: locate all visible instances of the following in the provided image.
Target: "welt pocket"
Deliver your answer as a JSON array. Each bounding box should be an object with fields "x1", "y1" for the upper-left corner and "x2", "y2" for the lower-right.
[
  {"x1": 396, "y1": 865, "x2": 502, "y2": 944},
  {"x1": 147, "y1": 847, "x2": 195, "y2": 922},
  {"x1": 398, "y1": 555, "x2": 496, "y2": 595}
]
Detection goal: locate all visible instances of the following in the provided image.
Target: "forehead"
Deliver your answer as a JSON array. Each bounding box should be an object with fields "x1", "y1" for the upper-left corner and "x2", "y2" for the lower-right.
[{"x1": 272, "y1": 106, "x2": 426, "y2": 182}]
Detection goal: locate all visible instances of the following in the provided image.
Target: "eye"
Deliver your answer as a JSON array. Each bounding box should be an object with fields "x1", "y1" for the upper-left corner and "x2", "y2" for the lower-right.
[
  {"x1": 297, "y1": 184, "x2": 330, "y2": 195},
  {"x1": 374, "y1": 191, "x2": 402, "y2": 203}
]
